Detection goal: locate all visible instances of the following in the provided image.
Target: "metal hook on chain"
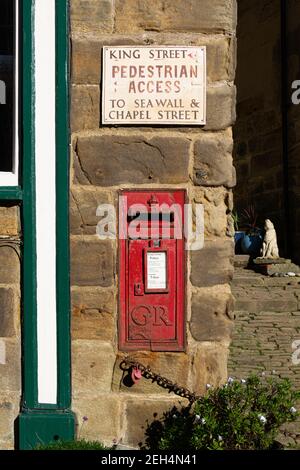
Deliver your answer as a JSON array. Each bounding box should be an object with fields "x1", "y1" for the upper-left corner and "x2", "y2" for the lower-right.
[{"x1": 120, "y1": 356, "x2": 200, "y2": 404}]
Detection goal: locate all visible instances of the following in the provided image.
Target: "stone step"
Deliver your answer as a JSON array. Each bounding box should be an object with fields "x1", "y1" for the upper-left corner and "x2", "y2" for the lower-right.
[
  {"x1": 254, "y1": 260, "x2": 300, "y2": 276},
  {"x1": 234, "y1": 255, "x2": 250, "y2": 268},
  {"x1": 232, "y1": 276, "x2": 265, "y2": 287},
  {"x1": 232, "y1": 268, "x2": 300, "y2": 288},
  {"x1": 234, "y1": 298, "x2": 298, "y2": 312},
  {"x1": 232, "y1": 285, "x2": 298, "y2": 297}
]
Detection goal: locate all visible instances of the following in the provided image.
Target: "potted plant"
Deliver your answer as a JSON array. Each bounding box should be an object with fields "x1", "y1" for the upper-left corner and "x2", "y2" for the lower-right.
[
  {"x1": 240, "y1": 205, "x2": 263, "y2": 256},
  {"x1": 232, "y1": 210, "x2": 245, "y2": 254}
]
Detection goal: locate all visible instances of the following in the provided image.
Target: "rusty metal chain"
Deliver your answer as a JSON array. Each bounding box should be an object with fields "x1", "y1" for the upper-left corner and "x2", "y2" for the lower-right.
[{"x1": 120, "y1": 357, "x2": 201, "y2": 404}]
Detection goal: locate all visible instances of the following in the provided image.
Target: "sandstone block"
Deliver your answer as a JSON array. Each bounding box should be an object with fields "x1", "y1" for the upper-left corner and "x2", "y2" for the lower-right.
[
  {"x1": 0, "y1": 340, "x2": 21, "y2": 393},
  {"x1": 70, "y1": 238, "x2": 114, "y2": 287},
  {"x1": 70, "y1": 0, "x2": 114, "y2": 33},
  {"x1": 72, "y1": 340, "x2": 115, "y2": 396},
  {"x1": 190, "y1": 291, "x2": 234, "y2": 341},
  {"x1": 0, "y1": 441, "x2": 14, "y2": 450},
  {"x1": 72, "y1": 394, "x2": 123, "y2": 446},
  {"x1": 112, "y1": 352, "x2": 190, "y2": 395},
  {"x1": 191, "y1": 238, "x2": 234, "y2": 287},
  {"x1": 194, "y1": 130, "x2": 236, "y2": 188},
  {"x1": 205, "y1": 84, "x2": 236, "y2": 131},
  {"x1": 71, "y1": 35, "x2": 236, "y2": 85},
  {"x1": 71, "y1": 287, "x2": 115, "y2": 341},
  {"x1": 207, "y1": 36, "x2": 236, "y2": 82},
  {"x1": 0, "y1": 247, "x2": 20, "y2": 285},
  {"x1": 115, "y1": 0, "x2": 237, "y2": 34},
  {"x1": 193, "y1": 187, "x2": 229, "y2": 237},
  {"x1": 71, "y1": 85, "x2": 100, "y2": 132},
  {"x1": 0, "y1": 206, "x2": 20, "y2": 237},
  {"x1": 0, "y1": 288, "x2": 18, "y2": 337},
  {"x1": 70, "y1": 187, "x2": 111, "y2": 235},
  {"x1": 75, "y1": 135, "x2": 190, "y2": 186},
  {"x1": 0, "y1": 401, "x2": 13, "y2": 443},
  {"x1": 0, "y1": 396, "x2": 19, "y2": 445},
  {"x1": 124, "y1": 397, "x2": 182, "y2": 448},
  {"x1": 71, "y1": 36, "x2": 139, "y2": 85},
  {"x1": 71, "y1": 37, "x2": 102, "y2": 85},
  {"x1": 191, "y1": 343, "x2": 228, "y2": 394},
  {"x1": 70, "y1": 193, "x2": 82, "y2": 234}
]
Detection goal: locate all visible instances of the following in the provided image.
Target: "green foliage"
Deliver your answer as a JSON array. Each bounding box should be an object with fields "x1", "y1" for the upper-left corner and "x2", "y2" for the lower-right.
[
  {"x1": 35, "y1": 439, "x2": 113, "y2": 451},
  {"x1": 143, "y1": 375, "x2": 300, "y2": 451},
  {"x1": 232, "y1": 211, "x2": 240, "y2": 231}
]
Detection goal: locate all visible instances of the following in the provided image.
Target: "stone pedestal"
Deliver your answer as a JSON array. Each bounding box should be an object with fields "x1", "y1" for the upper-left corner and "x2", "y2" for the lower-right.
[{"x1": 254, "y1": 258, "x2": 300, "y2": 276}]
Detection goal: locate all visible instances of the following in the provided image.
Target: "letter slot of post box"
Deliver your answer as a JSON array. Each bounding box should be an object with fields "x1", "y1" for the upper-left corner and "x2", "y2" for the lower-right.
[{"x1": 119, "y1": 190, "x2": 186, "y2": 351}]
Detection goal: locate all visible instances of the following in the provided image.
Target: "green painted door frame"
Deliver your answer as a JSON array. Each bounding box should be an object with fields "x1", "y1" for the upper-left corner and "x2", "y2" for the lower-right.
[{"x1": 15, "y1": 0, "x2": 75, "y2": 449}]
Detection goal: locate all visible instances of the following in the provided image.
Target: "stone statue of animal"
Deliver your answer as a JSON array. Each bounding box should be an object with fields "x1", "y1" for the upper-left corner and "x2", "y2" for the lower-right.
[{"x1": 261, "y1": 219, "x2": 279, "y2": 259}]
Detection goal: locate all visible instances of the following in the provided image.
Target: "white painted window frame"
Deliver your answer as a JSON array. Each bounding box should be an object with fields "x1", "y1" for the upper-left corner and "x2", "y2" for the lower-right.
[{"x1": 0, "y1": 0, "x2": 19, "y2": 187}]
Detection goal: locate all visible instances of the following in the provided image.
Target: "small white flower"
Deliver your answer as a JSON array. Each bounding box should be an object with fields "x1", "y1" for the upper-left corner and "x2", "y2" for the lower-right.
[
  {"x1": 272, "y1": 370, "x2": 277, "y2": 375},
  {"x1": 218, "y1": 435, "x2": 223, "y2": 442},
  {"x1": 172, "y1": 414, "x2": 177, "y2": 419},
  {"x1": 290, "y1": 407, "x2": 297, "y2": 414},
  {"x1": 258, "y1": 414, "x2": 267, "y2": 424},
  {"x1": 261, "y1": 371, "x2": 266, "y2": 377},
  {"x1": 227, "y1": 377, "x2": 234, "y2": 384},
  {"x1": 194, "y1": 414, "x2": 201, "y2": 423},
  {"x1": 206, "y1": 383, "x2": 212, "y2": 390},
  {"x1": 241, "y1": 379, "x2": 246, "y2": 384},
  {"x1": 201, "y1": 418, "x2": 206, "y2": 425}
]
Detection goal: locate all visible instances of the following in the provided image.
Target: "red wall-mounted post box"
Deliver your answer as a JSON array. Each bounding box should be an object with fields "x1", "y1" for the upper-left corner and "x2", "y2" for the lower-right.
[{"x1": 119, "y1": 190, "x2": 186, "y2": 351}]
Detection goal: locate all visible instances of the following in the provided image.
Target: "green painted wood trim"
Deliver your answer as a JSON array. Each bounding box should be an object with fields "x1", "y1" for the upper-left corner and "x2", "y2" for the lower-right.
[
  {"x1": 55, "y1": 0, "x2": 72, "y2": 409},
  {"x1": 20, "y1": 0, "x2": 72, "y2": 414},
  {"x1": 18, "y1": 411, "x2": 75, "y2": 450},
  {"x1": 21, "y1": 0, "x2": 38, "y2": 409},
  {"x1": 0, "y1": 187, "x2": 23, "y2": 200},
  {"x1": 18, "y1": 1, "x2": 75, "y2": 449}
]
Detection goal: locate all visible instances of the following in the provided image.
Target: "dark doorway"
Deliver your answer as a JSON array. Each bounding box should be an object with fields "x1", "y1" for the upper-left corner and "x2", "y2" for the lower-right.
[
  {"x1": 234, "y1": 0, "x2": 300, "y2": 262},
  {"x1": 0, "y1": 0, "x2": 14, "y2": 173}
]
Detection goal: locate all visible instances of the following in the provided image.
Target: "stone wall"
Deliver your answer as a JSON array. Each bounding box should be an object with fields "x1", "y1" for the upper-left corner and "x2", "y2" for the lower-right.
[
  {"x1": 70, "y1": 0, "x2": 237, "y2": 448},
  {"x1": 233, "y1": 0, "x2": 285, "y2": 249},
  {"x1": 0, "y1": 206, "x2": 21, "y2": 449},
  {"x1": 287, "y1": 0, "x2": 300, "y2": 264}
]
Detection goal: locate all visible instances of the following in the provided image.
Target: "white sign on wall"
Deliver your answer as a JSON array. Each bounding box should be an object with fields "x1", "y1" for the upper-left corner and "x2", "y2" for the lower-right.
[
  {"x1": 147, "y1": 252, "x2": 167, "y2": 290},
  {"x1": 102, "y1": 46, "x2": 206, "y2": 125}
]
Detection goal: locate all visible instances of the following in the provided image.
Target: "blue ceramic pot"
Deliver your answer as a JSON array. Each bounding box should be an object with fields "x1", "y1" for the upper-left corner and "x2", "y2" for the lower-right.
[
  {"x1": 234, "y1": 231, "x2": 245, "y2": 254},
  {"x1": 241, "y1": 232, "x2": 263, "y2": 256}
]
